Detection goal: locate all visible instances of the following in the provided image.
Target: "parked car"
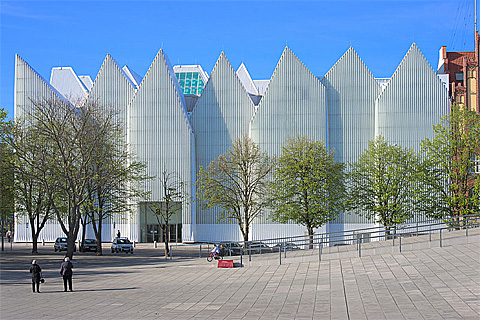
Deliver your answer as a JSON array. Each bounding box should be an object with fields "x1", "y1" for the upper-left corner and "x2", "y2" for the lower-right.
[
  {"x1": 218, "y1": 242, "x2": 243, "y2": 255},
  {"x1": 54, "y1": 237, "x2": 77, "y2": 252},
  {"x1": 273, "y1": 242, "x2": 300, "y2": 251},
  {"x1": 81, "y1": 239, "x2": 98, "y2": 252},
  {"x1": 246, "y1": 242, "x2": 273, "y2": 254},
  {"x1": 111, "y1": 238, "x2": 134, "y2": 254}
]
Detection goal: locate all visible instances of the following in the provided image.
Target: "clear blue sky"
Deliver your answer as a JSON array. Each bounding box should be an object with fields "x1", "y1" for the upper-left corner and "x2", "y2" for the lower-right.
[{"x1": 1, "y1": 1, "x2": 477, "y2": 120}]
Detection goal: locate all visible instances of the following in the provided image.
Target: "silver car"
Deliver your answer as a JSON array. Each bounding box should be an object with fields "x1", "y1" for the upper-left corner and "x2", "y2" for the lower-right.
[
  {"x1": 111, "y1": 238, "x2": 134, "y2": 254},
  {"x1": 54, "y1": 237, "x2": 77, "y2": 252}
]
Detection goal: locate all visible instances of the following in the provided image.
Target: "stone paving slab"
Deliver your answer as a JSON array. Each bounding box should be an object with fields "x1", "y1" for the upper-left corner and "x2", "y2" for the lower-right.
[{"x1": 0, "y1": 234, "x2": 478, "y2": 319}]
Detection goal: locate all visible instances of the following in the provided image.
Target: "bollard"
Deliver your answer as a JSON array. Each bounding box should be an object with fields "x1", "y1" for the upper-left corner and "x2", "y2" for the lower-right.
[
  {"x1": 358, "y1": 234, "x2": 362, "y2": 257},
  {"x1": 199, "y1": 244, "x2": 202, "y2": 258},
  {"x1": 466, "y1": 224, "x2": 468, "y2": 237},
  {"x1": 440, "y1": 229, "x2": 442, "y2": 247},
  {"x1": 399, "y1": 236, "x2": 402, "y2": 253},
  {"x1": 318, "y1": 238, "x2": 322, "y2": 261},
  {"x1": 133, "y1": 241, "x2": 136, "y2": 248},
  {"x1": 279, "y1": 245, "x2": 282, "y2": 265},
  {"x1": 240, "y1": 247, "x2": 243, "y2": 266},
  {"x1": 249, "y1": 247, "x2": 251, "y2": 262},
  {"x1": 154, "y1": 241, "x2": 157, "y2": 248},
  {"x1": 169, "y1": 247, "x2": 172, "y2": 260},
  {"x1": 416, "y1": 222, "x2": 419, "y2": 237},
  {"x1": 429, "y1": 228, "x2": 432, "y2": 242},
  {"x1": 284, "y1": 242, "x2": 287, "y2": 259},
  {"x1": 42, "y1": 239, "x2": 45, "y2": 246}
]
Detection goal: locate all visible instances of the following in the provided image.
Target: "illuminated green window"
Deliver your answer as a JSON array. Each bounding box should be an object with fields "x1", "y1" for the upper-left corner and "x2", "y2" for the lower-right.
[
  {"x1": 192, "y1": 80, "x2": 197, "y2": 87},
  {"x1": 184, "y1": 88, "x2": 191, "y2": 94},
  {"x1": 192, "y1": 72, "x2": 199, "y2": 79},
  {"x1": 175, "y1": 73, "x2": 179, "y2": 79},
  {"x1": 179, "y1": 73, "x2": 186, "y2": 79},
  {"x1": 186, "y1": 72, "x2": 192, "y2": 79},
  {"x1": 192, "y1": 87, "x2": 197, "y2": 94},
  {"x1": 179, "y1": 80, "x2": 185, "y2": 87},
  {"x1": 198, "y1": 88, "x2": 203, "y2": 94},
  {"x1": 199, "y1": 80, "x2": 204, "y2": 87}
]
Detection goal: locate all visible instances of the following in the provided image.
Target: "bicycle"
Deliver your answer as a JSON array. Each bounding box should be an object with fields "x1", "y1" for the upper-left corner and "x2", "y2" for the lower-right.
[{"x1": 207, "y1": 252, "x2": 223, "y2": 262}]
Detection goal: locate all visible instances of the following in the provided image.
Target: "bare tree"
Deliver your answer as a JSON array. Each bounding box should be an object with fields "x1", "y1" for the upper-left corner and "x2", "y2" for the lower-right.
[
  {"x1": 148, "y1": 169, "x2": 185, "y2": 258},
  {"x1": 12, "y1": 98, "x2": 123, "y2": 258},
  {"x1": 196, "y1": 135, "x2": 274, "y2": 242}
]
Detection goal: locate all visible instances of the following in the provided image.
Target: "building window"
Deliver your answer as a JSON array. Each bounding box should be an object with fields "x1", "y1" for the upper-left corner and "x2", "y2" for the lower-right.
[
  {"x1": 472, "y1": 155, "x2": 480, "y2": 174},
  {"x1": 455, "y1": 73, "x2": 464, "y2": 81}
]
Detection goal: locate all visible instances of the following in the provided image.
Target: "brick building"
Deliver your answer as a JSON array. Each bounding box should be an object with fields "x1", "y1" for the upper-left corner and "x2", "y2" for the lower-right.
[{"x1": 438, "y1": 31, "x2": 480, "y2": 112}]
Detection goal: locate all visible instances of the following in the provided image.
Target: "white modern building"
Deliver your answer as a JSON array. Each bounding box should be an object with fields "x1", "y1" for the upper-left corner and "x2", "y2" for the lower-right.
[{"x1": 13, "y1": 44, "x2": 450, "y2": 243}]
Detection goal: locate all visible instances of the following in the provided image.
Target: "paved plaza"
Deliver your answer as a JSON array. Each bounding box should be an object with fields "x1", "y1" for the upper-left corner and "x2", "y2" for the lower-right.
[{"x1": 0, "y1": 231, "x2": 479, "y2": 320}]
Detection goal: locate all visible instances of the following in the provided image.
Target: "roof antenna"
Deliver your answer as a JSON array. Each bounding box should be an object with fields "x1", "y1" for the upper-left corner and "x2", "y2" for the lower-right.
[
  {"x1": 161, "y1": 42, "x2": 163, "y2": 50},
  {"x1": 285, "y1": 39, "x2": 288, "y2": 47}
]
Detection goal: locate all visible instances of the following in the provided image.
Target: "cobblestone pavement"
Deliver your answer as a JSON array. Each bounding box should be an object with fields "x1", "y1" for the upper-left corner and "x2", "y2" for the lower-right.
[{"x1": 0, "y1": 236, "x2": 478, "y2": 319}]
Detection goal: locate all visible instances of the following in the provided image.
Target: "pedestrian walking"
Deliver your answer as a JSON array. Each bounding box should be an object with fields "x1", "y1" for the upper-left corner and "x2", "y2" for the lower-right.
[
  {"x1": 6, "y1": 230, "x2": 11, "y2": 243},
  {"x1": 117, "y1": 230, "x2": 121, "y2": 238},
  {"x1": 60, "y1": 257, "x2": 74, "y2": 292},
  {"x1": 29, "y1": 260, "x2": 42, "y2": 293}
]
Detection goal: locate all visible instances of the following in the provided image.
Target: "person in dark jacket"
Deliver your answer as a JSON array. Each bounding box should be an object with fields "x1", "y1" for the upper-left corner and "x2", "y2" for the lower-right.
[
  {"x1": 60, "y1": 257, "x2": 74, "y2": 292},
  {"x1": 29, "y1": 260, "x2": 42, "y2": 293}
]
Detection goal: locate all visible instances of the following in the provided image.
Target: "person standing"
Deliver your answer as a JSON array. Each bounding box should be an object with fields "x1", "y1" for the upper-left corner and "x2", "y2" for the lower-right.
[
  {"x1": 116, "y1": 230, "x2": 121, "y2": 238},
  {"x1": 60, "y1": 257, "x2": 74, "y2": 292},
  {"x1": 29, "y1": 260, "x2": 42, "y2": 293},
  {"x1": 6, "y1": 230, "x2": 11, "y2": 243}
]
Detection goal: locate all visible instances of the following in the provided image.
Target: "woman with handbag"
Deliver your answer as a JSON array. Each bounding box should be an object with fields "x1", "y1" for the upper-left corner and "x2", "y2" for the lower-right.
[{"x1": 29, "y1": 260, "x2": 42, "y2": 293}]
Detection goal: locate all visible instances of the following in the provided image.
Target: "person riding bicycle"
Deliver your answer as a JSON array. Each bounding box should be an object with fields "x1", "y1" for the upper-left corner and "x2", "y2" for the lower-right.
[{"x1": 211, "y1": 244, "x2": 220, "y2": 259}]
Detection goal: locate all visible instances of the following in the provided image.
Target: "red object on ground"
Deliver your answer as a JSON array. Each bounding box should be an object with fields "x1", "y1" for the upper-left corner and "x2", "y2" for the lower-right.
[{"x1": 217, "y1": 260, "x2": 234, "y2": 268}]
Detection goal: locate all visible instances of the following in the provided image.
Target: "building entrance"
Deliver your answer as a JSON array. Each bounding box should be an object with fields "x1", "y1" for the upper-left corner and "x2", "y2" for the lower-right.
[
  {"x1": 146, "y1": 223, "x2": 182, "y2": 243},
  {"x1": 139, "y1": 201, "x2": 182, "y2": 243}
]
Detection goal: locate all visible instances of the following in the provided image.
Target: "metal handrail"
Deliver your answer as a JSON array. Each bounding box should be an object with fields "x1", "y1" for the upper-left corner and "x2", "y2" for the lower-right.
[{"x1": 188, "y1": 214, "x2": 479, "y2": 266}]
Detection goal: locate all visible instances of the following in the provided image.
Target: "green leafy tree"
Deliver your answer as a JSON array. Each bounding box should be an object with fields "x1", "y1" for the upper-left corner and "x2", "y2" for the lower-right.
[
  {"x1": 10, "y1": 122, "x2": 53, "y2": 253},
  {"x1": 346, "y1": 136, "x2": 420, "y2": 234},
  {"x1": 80, "y1": 100, "x2": 149, "y2": 255},
  {"x1": 11, "y1": 98, "x2": 141, "y2": 258},
  {"x1": 419, "y1": 104, "x2": 480, "y2": 224},
  {"x1": 268, "y1": 135, "x2": 345, "y2": 247},
  {"x1": 148, "y1": 169, "x2": 185, "y2": 258},
  {"x1": 0, "y1": 108, "x2": 15, "y2": 251},
  {"x1": 196, "y1": 135, "x2": 274, "y2": 242}
]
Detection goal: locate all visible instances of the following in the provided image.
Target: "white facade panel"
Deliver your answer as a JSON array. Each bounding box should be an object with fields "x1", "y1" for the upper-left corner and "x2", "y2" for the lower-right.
[
  {"x1": 323, "y1": 47, "x2": 382, "y2": 225},
  {"x1": 250, "y1": 47, "x2": 327, "y2": 227},
  {"x1": 13, "y1": 45, "x2": 451, "y2": 244},
  {"x1": 191, "y1": 52, "x2": 255, "y2": 226},
  {"x1": 128, "y1": 49, "x2": 193, "y2": 241}
]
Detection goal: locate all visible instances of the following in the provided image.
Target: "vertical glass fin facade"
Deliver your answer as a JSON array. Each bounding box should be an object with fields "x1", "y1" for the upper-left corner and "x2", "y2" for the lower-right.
[
  {"x1": 128, "y1": 49, "x2": 194, "y2": 240},
  {"x1": 13, "y1": 43, "x2": 450, "y2": 242},
  {"x1": 323, "y1": 47, "x2": 382, "y2": 226},
  {"x1": 192, "y1": 52, "x2": 255, "y2": 225}
]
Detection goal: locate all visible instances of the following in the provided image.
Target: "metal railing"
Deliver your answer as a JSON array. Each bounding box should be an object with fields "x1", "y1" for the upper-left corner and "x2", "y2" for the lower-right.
[{"x1": 194, "y1": 213, "x2": 479, "y2": 266}]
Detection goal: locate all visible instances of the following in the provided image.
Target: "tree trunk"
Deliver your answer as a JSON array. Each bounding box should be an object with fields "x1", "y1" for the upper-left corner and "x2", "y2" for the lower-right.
[
  {"x1": 96, "y1": 217, "x2": 103, "y2": 256},
  {"x1": 29, "y1": 217, "x2": 38, "y2": 254},
  {"x1": 80, "y1": 216, "x2": 87, "y2": 252},
  {"x1": 66, "y1": 235, "x2": 76, "y2": 259},
  {"x1": 163, "y1": 224, "x2": 169, "y2": 258},
  {"x1": 385, "y1": 226, "x2": 391, "y2": 238},
  {"x1": 307, "y1": 225, "x2": 314, "y2": 249},
  {"x1": 244, "y1": 223, "x2": 249, "y2": 242}
]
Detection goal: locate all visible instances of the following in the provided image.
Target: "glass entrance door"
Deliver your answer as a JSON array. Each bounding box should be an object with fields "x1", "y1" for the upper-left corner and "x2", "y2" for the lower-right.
[{"x1": 146, "y1": 224, "x2": 161, "y2": 243}]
